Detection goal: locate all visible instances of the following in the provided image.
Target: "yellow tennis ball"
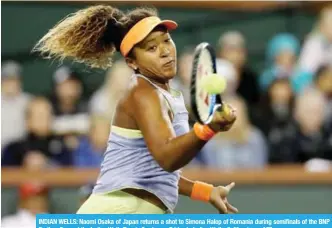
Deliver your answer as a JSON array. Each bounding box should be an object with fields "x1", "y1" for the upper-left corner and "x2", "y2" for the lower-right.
[{"x1": 200, "y1": 73, "x2": 227, "y2": 94}]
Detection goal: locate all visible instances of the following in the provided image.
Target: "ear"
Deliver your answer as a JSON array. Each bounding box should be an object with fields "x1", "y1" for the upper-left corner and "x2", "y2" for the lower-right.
[{"x1": 125, "y1": 57, "x2": 138, "y2": 71}]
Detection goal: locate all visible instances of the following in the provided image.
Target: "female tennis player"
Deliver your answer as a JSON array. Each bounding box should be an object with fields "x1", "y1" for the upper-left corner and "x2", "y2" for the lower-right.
[{"x1": 33, "y1": 5, "x2": 238, "y2": 214}]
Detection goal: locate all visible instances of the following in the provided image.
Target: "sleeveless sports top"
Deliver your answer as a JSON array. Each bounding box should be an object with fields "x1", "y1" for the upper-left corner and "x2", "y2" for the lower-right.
[{"x1": 93, "y1": 74, "x2": 190, "y2": 213}]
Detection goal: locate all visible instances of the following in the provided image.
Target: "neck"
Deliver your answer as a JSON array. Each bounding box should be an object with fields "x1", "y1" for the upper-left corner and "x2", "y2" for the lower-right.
[
  {"x1": 151, "y1": 79, "x2": 170, "y2": 91},
  {"x1": 2, "y1": 91, "x2": 20, "y2": 98},
  {"x1": 20, "y1": 203, "x2": 44, "y2": 215},
  {"x1": 299, "y1": 125, "x2": 320, "y2": 136},
  {"x1": 29, "y1": 131, "x2": 50, "y2": 139},
  {"x1": 59, "y1": 100, "x2": 76, "y2": 113},
  {"x1": 138, "y1": 73, "x2": 171, "y2": 92}
]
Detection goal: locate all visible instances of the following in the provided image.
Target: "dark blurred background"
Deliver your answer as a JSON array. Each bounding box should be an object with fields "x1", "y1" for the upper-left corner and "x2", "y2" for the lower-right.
[{"x1": 1, "y1": 1, "x2": 332, "y2": 226}]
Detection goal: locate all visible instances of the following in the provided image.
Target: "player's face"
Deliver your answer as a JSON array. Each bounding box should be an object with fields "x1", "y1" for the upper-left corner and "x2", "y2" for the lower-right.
[{"x1": 128, "y1": 27, "x2": 177, "y2": 82}]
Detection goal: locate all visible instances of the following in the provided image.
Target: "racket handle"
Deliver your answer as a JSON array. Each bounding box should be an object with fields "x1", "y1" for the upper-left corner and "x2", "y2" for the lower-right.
[
  {"x1": 213, "y1": 105, "x2": 230, "y2": 121},
  {"x1": 215, "y1": 94, "x2": 224, "y2": 112},
  {"x1": 216, "y1": 93, "x2": 222, "y2": 104},
  {"x1": 221, "y1": 103, "x2": 233, "y2": 121},
  {"x1": 210, "y1": 97, "x2": 223, "y2": 118},
  {"x1": 216, "y1": 94, "x2": 232, "y2": 117}
]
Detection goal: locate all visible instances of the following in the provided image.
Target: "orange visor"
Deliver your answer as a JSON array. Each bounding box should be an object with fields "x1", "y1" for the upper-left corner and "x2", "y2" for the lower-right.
[{"x1": 120, "y1": 16, "x2": 178, "y2": 57}]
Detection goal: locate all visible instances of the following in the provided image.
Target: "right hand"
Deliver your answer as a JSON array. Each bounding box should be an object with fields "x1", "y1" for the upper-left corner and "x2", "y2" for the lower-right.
[{"x1": 208, "y1": 103, "x2": 237, "y2": 132}]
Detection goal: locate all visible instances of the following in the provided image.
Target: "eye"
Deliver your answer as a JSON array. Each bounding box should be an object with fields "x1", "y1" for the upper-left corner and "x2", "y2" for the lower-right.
[
  {"x1": 165, "y1": 38, "x2": 171, "y2": 43},
  {"x1": 148, "y1": 45, "x2": 157, "y2": 51}
]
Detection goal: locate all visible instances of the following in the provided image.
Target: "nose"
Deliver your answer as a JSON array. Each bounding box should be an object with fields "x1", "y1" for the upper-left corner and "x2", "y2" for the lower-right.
[{"x1": 160, "y1": 45, "x2": 170, "y2": 58}]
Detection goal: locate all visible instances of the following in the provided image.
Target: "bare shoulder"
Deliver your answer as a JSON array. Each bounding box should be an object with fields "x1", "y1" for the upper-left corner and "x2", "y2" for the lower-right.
[
  {"x1": 117, "y1": 78, "x2": 170, "y2": 127},
  {"x1": 127, "y1": 78, "x2": 164, "y2": 111}
]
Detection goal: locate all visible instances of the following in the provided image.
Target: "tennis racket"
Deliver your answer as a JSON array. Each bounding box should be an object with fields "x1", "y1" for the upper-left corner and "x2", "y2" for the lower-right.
[{"x1": 190, "y1": 42, "x2": 224, "y2": 125}]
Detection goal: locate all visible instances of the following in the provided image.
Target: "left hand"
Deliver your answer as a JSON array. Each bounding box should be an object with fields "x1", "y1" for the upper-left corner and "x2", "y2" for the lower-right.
[{"x1": 209, "y1": 182, "x2": 238, "y2": 214}]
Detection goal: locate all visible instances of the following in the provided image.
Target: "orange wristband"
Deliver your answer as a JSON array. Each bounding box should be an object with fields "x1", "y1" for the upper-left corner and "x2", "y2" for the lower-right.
[
  {"x1": 193, "y1": 123, "x2": 215, "y2": 141},
  {"x1": 191, "y1": 181, "x2": 214, "y2": 202}
]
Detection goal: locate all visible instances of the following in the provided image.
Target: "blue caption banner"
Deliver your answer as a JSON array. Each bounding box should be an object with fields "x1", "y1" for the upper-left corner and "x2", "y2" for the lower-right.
[{"x1": 36, "y1": 214, "x2": 332, "y2": 228}]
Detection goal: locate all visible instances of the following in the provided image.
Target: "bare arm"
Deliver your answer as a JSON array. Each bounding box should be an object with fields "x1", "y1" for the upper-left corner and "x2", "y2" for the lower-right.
[
  {"x1": 131, "y1": 84, "x2": 206, "y2": 172},
  {"x1": 178, "y1": 176, "x2": 194, "y2": 197}
]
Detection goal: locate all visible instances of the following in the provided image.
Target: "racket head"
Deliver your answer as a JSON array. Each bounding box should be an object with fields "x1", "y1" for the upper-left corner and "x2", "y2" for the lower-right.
[{"x1": 190, "y1": 42, "x2": 218, "y2": 125}]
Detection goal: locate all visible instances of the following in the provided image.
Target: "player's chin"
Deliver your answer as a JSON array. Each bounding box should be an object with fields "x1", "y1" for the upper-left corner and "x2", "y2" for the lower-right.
[
  {"x1": 163, "y1": 72, "x2": 176, "y2": 80},
  {"x1": 162, "y1": 67, "x2": 177, "y2": 79}
]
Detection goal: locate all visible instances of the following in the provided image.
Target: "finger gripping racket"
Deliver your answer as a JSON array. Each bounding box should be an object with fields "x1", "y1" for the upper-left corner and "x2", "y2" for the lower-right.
[{"x1": 190, "y1": 42, "x2": 224, "y2": 124}]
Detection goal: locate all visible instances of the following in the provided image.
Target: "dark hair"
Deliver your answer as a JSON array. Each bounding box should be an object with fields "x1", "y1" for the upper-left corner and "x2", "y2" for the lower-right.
[{"x1": 32, "y1": 5, "x2": 158, "y2": 69}]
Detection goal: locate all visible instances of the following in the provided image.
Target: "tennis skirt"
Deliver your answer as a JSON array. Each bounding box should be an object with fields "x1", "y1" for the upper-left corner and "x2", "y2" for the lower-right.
[{"x1": 77, "y1": 190, "x2": 165, "y2": 214}]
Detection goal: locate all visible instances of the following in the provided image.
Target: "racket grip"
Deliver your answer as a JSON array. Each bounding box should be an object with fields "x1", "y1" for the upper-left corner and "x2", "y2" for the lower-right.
[{"x1": 215, "y1": 95, "x2": 223, "y2": 112}]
